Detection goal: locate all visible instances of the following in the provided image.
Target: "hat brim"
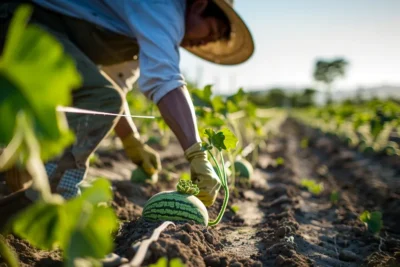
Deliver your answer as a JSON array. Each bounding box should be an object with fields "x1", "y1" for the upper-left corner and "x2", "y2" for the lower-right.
[{"x1": 183, "y1": 0, "x2": 255, "y2": 66}]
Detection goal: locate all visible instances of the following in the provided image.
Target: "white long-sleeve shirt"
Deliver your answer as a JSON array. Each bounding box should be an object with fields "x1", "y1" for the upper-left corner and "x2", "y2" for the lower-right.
[{"x1": 32, "y1": 0, "x2": 187, "y2": 103}]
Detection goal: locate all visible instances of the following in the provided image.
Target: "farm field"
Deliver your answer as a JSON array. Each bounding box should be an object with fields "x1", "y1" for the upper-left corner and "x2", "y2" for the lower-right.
[
  {"x1": 1, "y1": 5, "x2": 400, "y2": 267},
  {"x1": 2, "y1": 115, "x2": 399, "y2": 266}
]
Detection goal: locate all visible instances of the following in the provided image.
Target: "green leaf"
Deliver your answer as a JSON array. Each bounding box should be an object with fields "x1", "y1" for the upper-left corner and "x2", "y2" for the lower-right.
[
  {"x1": 220, "y1": 128, "x2": 238, "y2": 151},
  {"x1": 65, "y1": 204, "x2": 117, "y2": 260},
  {"x1": 12, "y1": 201, "x2": 67, "y2": 250},
  {"x1": 211, "y1": 96, "x2": 225, "y2": 113},
  {"x1": 149, "y1": 257, "x2": 168, "y2": 267},
  {"x1": 170, "y1": 258, "x2": 186, "y2": 267},
  {"x1": 149, "y1": 257, "x2": 185, "y2": 267},
  {"x1": 0, "y1": 234, "x2": 19, "y2": 267},
  {"x1": 226, "y1": 100, "x2": 239, "y2": 114},
  {"x1": 275, "y1": 157, "x2": 285, "y2": 166},
  {"x1": 301, "y1": 179, "x2": 324, "y2": 195},
  {"x1": 231, "y1": 205, "x2": 240, "y2": 214},
  {"x1": 12, "y1": 179, "x2": 117, "y2": 261},
  {"x1": 180, "y1": 172, "x2": 191, "y2": 181},
  {"x1": 330, "y1": 191, "x2": 340, "y2": 204},
  {"x1": 80, "y1": 178, "x2": 113, "y2": 205},
  {"x1": 211, "y1": 132, "x2": 226, "y2": 151},
  {"x1": 359, "y1": 211, "x2": 370, "y2": 222},
  {"x1": 191, "y1": 85, "x2": 213, "y2": 108},
  {"x1": 0, "y1": 4, "x2": 81, "y2": 160},
  {"x1": 360, "y1": 211, "x2": 383, "y2": 234}
]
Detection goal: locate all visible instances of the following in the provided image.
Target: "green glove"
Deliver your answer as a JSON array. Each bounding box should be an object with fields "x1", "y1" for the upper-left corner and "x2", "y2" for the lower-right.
[
  {"x1": 184, "y1": 142, "x2": 221, "y2": 207},
  {"x1": 121, "y1": 135, "x2": 161, "y2": 175}
]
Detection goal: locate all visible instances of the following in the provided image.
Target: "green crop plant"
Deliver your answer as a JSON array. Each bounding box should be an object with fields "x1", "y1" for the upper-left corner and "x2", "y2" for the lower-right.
[
  {"x1": 149, "y1": 257, "x2": 185, "y2": 267},
  {"x1": 231, "y1": 205, "x2": 240, "y2": 214},
  {"x1": 202, "y1": 128, "x2": 238, "y2": 226},
  {"x1": 0, "y1": 6, "x2": 118, "y2": 266},
  {"x1": 300, "y1": 138, "x2": 309, "y2": 149},
  {"x1": 142, "y1": 128, "x2": 237, "y2": 227},
  {"x1": 89, "y1": 152, "x2": 100, "y2": 166},
  {"x1": 330, "y1": 191, "x2": 340, "y2": 205},
  {"x1": 300, "y1": 179, "x2": 324, "y2": 196},
  {"x1": 359, "y1": 211, "x2": 383, "y2": 235}
]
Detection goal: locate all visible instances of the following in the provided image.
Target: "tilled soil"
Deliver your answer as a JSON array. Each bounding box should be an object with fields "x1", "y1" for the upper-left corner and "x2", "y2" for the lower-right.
[{"x1": 1, "y1": 118, "x2": 400, "y2": 266}]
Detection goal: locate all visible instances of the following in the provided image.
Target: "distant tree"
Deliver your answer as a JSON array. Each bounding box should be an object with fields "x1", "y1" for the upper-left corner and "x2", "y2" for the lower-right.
[
  {"x1": 298, "y1": 88, "x2": 316, "y2": 107},
  {"x1": 313, "y1": 58, "x2": 348, "y2": 105},
  {"x1": 266, "y1": 88, "x2": 286, "y2": 107}
]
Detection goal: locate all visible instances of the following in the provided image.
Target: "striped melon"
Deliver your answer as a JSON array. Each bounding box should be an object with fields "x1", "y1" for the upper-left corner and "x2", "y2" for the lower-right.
[
  {"x1": 234, "y1": 159, "x2": 253, "y2": 179},
  {"x1": 142, "y1": 191, "x2": 208, "y2": 226}
]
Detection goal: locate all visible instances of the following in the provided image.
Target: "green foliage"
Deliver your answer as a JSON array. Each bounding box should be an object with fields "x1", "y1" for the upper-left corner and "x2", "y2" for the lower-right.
[
  {"x1": 330, "y1": 191, "x2": 340, "y2": 205},
  {"x1": 231, "y1": 205, "x2": 240, "y2": 214},
  {"x1": 202, "y1": 128, "x2": 237, "y2": 226},
  {"x1": 301, "y1": 179, "x2": 324, "y2": 195},
  {"x1": 0, "y1": 234, "x2": 19, "y2": 267},
  {"x1": 275, "y1": 157, "x2": 285, "y2": 166},
  {"x1": 89, "y1": 153, "x2": 100, "y2": 165},
  {"x1": 176, "y1": 180, "x2": 200, "y2": 195},
  {"x1": 313, "y1": 58, "x2": 348, "y2": 104},
  {"x1": 12, "y1": 179, "x2": 118, "y2": 264},
  {"x1": 293, "y1": 99, "x2": 400, "y2": 155},
  {"x1": 0, "y1": 5, "x2": 81, "y2": 161},
  {"x1": 0, "y1": 6, "x2": 120, "y2": 266},
  {"x1": 180, "y1": 172, "x2": 191, "y2": 181},
  {"x1": 300, "y1": 138, "x2": 309, "y2": 149},
  {"x1": 313, "y1": 58, "x2": 348, "y2": 85},
  {"x1": 359, "y1": 211, "x2": 383, "y2": 234},
  {"x1": 191, "y1": 84, "x2": 213, "y2": 108},
  {"x1": 203, "y1": 128, "x2": 238, "y2": 152},
  {"x1": 149, "y1": 257, "x2": 185, "y2": 267}
]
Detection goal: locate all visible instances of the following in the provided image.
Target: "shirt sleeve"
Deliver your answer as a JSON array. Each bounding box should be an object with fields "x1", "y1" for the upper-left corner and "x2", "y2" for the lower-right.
[{"x1": 116, "y1": 0, "x2": 187, "y2": 103}]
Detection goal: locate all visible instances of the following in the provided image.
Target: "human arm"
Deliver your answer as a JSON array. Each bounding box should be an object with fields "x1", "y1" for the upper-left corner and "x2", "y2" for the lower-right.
[
  {"x1": 114, "y1": 101, "x2": 161, "y2": 175},
  {"x1": 112, "y1": 1, "x2": 220, "y2": 205}
]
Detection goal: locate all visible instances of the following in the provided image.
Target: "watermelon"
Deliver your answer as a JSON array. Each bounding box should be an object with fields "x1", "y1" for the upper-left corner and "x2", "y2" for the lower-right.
[
  {"x1": 130, "y1": 167, "x2": 158, "y2": 184},
  {"x1": 146, "y1": 136, "x2": 161, "y2": 145},
  {"x1": 363, "y1": 146, "x2": 375, "y2": 154},
  {"x1": 234, "y1": 159, "x2": 253, "y2": 179},
  {"x1": 383, "y1": 144, "x2": 399, "y2": 156},
  {"x1": 142, "y1": 191, "x2": 208, "y2": 226}
]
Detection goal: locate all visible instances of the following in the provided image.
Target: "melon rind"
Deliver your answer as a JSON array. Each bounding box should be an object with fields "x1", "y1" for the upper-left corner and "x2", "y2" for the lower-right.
[
  {"x1": 234, "y1": 159, "x2": 253, "y2": 179},
  {"x1": 131, "y1": 167, "x2": 158, "y2": 184},
  {"x1": 142, "y1": 191, "x2": 209, "y2": 226}
]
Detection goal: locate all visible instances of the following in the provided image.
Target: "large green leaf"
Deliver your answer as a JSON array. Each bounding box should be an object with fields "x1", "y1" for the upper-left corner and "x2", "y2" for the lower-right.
[
  {"x1": 79, "y1": 178, "x2": 113, "y2": 205},
  {"x1": 0, "y1": 5, "x2": 81, "y2": 160},
  {"x1": 12, "y1": 200, "x2": 67, "y2": 250},
  {"x1": 204, "y1": 128, "x2": 237, "y2": 152},
  {"x1": 220, "y1": 128, "x2": 238, "y2": 151},
  {"x1": 12, "y1": 179, "x2": 118, "y2": 261},
  {"x1": 65, "y1": 205, "x2": 117, "y2": 261}
]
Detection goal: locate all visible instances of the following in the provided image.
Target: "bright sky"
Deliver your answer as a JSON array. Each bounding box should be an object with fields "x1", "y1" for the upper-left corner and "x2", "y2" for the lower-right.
[{"x1": 179, "y1": 0, "x2": 400, "y2": 94}]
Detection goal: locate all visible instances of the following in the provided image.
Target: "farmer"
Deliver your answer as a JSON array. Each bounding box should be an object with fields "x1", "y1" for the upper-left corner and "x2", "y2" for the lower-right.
[{"x1": 0, "y1": 0, "x2": 254, "y2": 207}]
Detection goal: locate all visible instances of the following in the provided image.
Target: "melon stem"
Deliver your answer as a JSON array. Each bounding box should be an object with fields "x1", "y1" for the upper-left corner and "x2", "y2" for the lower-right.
[{"x1": 207, "y1": 150, "x2": 229, "y2": 226}]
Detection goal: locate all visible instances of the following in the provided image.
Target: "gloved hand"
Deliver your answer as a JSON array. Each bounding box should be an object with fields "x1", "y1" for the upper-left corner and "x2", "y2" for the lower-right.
[
  {"x1": 184, "y1": 142, "x2": 221, "y2": 207},
  {"x1": 121, "y1": 135, "x2": 161, "y2": 175}
]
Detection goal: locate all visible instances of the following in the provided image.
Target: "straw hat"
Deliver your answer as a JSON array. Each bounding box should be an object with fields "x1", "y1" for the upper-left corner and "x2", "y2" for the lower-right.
[{"x1": 184, "y1": 0, "x2": 255, "y2": 65}]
